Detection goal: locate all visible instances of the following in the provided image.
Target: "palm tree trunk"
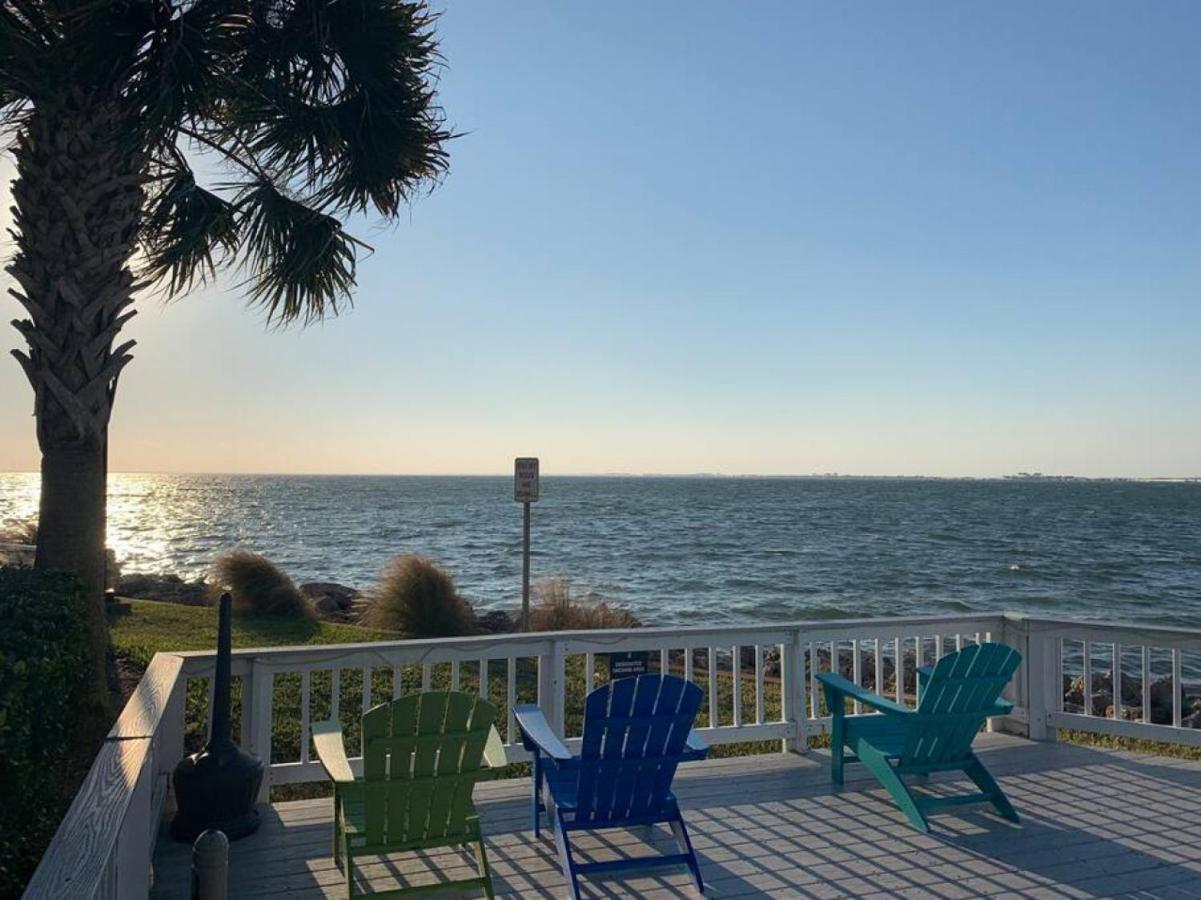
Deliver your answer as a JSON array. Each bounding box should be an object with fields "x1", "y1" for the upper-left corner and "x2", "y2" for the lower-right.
[{"x1": 8, "y1": 90, "x2": 144, "y2": 705}]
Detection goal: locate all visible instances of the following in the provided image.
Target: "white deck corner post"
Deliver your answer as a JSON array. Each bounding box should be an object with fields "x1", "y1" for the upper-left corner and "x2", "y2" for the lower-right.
[
  {"x1": 996, "y1": 614, "x2": 1032, "y2": 738},
  {"x1": 782, "y1": 630, "x2": 807, "y2": 754},
  {"x1": 1003, "y1": 614, "x2": 1059, "y2": 742}
]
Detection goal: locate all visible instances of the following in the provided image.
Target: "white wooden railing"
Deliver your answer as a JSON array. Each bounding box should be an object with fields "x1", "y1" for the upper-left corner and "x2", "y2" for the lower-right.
[
  {"x1": 1025, "y1": 615, "x2": 1201, "y2": 747},
  {"x1": 23, "y1": 612, "x2": 1201, "y2": 898}
]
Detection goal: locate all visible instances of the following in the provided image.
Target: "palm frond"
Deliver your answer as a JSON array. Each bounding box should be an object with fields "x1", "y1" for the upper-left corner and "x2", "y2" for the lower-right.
[
  {"x1": 236, "y1": 180, "x2": 366, "y2": 324},
  {"x1": 128, "y1": 0, "x2": 248, "y2": 142},
  {"x1": 142, "y1": 158, "x2": 239, "y2": 294},
  {"x1": 0, "y1": 0, "x2": 57, "y2": 114},
  {"x1": 1, "y1": 0, "x2": 452, "y2": 327},
  {"x1": 233, "y1": 84, "x2": 449, "y2": 214},
  {"x1": 219, "y1": 0, "x2": 450, "y2": 216}
]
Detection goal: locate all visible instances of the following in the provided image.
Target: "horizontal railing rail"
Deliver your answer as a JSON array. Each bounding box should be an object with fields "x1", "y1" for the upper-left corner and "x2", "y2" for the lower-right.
[{"x1": 25, "y1": 611, "x2": 1201, "y2": 899}]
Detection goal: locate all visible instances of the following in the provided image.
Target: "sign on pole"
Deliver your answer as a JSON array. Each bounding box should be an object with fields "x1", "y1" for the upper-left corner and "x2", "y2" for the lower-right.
[
  {"x1": 515, "y1": 458, "x2": 539, "y2": 630},
  {"x1": 514, "y1": 457, "x2": 539, "y2": 502}
]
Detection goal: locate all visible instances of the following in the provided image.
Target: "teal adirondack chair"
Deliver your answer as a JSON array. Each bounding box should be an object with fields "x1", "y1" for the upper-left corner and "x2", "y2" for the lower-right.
[
  {"x1": 817, "y1": 642, "x2": 1022, "y2": 833},
  {"x1": 313, "y1": 691, "x2": 507, "y2": 898}
]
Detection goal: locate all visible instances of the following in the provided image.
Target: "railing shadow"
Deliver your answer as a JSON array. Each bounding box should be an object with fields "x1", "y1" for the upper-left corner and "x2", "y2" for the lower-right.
[{"x1": 151, "y1": 739, "x2": 1201, "y2": 898}]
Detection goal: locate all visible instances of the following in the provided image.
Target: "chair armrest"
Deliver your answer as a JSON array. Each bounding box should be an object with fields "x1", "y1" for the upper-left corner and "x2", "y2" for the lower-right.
[
  {"x1": 514, "y1": 705, "x2": 573, "y2": 762},
  {"x1": 482, "y1": 724, "x2": 508, "y2": 772},
  {"x1": 817, "y1": 672, "x2": 912, "y2": 716},
  {"x1": 312, "y1": 720, "x2": 355, "y2": 784},
  {"x1": 989, "y1": 699, "x2": 1014, "y2": 717},
  {"x1": 683, "y1": 730, "x2": 709, "y2": 761}
]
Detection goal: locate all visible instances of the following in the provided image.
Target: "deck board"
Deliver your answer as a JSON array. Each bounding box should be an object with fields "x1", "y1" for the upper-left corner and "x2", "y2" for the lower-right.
[{"x1": 151, "y1": 734, "x2": 1201, "y2": 898}]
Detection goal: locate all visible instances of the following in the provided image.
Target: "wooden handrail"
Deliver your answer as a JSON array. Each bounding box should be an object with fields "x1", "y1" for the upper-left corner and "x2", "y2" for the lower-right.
[{"x1": 24, "y1": 653, "x2": 185, "y2": 899}]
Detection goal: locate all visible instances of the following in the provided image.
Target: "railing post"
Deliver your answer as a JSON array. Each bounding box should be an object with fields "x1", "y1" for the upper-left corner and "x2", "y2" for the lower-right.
[
  {"x1": 537, "y1": 640, "x2": 566, "y2": 737},
  {"x1": 239, "y1": 664, "x2": 255, "y2": 751},
  {"x1": 161, "y1": 671, "x2": 188, "y2": 815},
  {"x1": 114, "y1": 739, "x2": 155, "y2": 898},
  {"x1": 996, "y1": 614, "x2": 1030, "y2": 737},
  {"x1": 781, "y1": 631, "x2": 807, "y2": 754},
  {"x1": 553, "y1": 641, "x2": 567, "y2": 737},
  {"x1": 247, "y1": 661, "x2": 274, "y2": 803},
  {"x1": 1027, "y1": 627, "x2": 1060, "y2": 742}
]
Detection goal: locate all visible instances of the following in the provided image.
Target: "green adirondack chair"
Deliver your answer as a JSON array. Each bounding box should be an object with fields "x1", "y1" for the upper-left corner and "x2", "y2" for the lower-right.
[
  {"x1": 817, "y1": 641, "x2": 1022, "y2": 833},
  {"x1": 313, "y1": 691, "x2": 506, "y2": 898}
]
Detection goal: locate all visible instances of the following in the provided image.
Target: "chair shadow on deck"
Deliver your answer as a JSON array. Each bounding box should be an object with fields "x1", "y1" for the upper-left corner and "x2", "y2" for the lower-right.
[{"x1": 155, "y1": 739, "x2": 1201, "y2": 898}]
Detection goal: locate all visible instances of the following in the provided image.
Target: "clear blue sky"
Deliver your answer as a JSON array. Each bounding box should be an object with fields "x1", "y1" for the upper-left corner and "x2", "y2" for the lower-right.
[{"x1": 1, "y1": 1, "x2": 1198, "y2": 476}]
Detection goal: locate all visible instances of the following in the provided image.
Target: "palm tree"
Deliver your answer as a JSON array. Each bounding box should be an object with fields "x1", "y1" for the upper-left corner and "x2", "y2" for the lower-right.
[{"x1": 0, "y1": 0, "x2": 451, "y2": 693}]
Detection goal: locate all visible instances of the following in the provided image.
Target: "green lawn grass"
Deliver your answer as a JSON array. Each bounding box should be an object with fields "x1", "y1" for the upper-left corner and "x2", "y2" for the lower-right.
[{"x1": 109, "y1": 598, "x2": 397, "y2": 669}]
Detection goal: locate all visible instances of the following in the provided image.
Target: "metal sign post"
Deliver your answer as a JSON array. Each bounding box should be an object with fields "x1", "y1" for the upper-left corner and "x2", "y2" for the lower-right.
[{"x1": 514, "y1": 457, "x2": 539, "y2": 630}]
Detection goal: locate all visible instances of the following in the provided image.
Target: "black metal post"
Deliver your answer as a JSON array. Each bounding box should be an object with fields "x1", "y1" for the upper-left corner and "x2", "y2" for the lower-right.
[
  {"x1": 171, "y1": 593, "x2": 264, "y2": 841},
  {"x1": 521, "y1": 501, "x2": 531, "y2": 630}
]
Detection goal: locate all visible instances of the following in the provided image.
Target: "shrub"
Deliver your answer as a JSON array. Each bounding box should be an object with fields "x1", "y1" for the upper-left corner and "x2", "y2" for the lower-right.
[
  {"x1": 528, "y1": 578, "x2": 640, "y2": 631},
  {"x1": 211, "y1": 551, "x2": 313, "y2": 620},
  {"x1": 362, "y1": 555, "x2": 474, "y2": 637},
  {"x1": 0, "y1": 566, "x2": 89, "y2": 896}
]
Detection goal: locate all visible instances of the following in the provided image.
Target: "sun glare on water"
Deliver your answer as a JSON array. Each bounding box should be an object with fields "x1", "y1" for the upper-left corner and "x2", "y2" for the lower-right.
[{"x1": 0, "y1": 472, "x2": 39, "y2": 531}]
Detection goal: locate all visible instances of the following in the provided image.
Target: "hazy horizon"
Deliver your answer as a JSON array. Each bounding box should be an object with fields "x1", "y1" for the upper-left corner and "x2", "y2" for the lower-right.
[
  {"x1": 1, "y1": 469, "x2": 1197, "y2": 481},
  {"x1": 2, "y1": 2, "x2": 1199, "y2": 478}
]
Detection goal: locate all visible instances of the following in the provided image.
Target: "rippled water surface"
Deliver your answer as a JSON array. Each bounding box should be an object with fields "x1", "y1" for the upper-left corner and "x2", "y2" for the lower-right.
[{"x1": 2, "y1": 474, "x2": 1198, "y2": 627}]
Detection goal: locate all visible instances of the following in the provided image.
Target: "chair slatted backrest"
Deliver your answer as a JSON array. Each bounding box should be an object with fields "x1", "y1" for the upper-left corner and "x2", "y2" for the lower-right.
[
  {"x1": 361, "y1": 692, "x2": 497, "y2": 846},
  {"x1": 901, "y1": 642, "x2": 1021, "y2": 768},
  {"x1": 574, "y1": 674, "x2": 702, "y2": 825}
]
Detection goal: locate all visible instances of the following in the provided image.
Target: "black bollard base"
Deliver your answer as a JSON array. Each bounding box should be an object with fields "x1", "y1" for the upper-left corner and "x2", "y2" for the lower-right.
[{"x1": 170, "y1": 741, "x2": 264, "y2": 842}]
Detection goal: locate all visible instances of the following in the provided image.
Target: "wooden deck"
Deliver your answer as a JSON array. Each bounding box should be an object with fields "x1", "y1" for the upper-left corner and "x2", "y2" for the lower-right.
[{"x1": 150, "y1": 734, "x2": 1201, "y2": 898}]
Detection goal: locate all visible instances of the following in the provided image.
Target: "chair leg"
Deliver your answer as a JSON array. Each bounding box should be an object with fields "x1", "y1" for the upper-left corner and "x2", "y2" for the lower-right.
[
  {"x1": 670, "y1": 814, "x2": 705, "y2": 895},
  {"x1": 964, "y1": 755, "x2": 1020, "y2": 824},
  {"x1": 332, "y1": 794, "x2": 342, "y2": 871},
  {"x1": 860, "y1": 746, "x2": 929, "y2": 833},
  {"x1": 552, "y1": 821, "x2": 583, "y2": 900},
  {"x1": 342, "y1": 833, "x2": 354, "y2": 899},
  {"x1": 474, "y1": 835, "x2": 495, "y2": 899},
  {"x1": 531, "y1": 753, "x2": 543, "y2": 838},
  {"x1": 829, "y1": 705, "x2": 845, "y2": 785}
]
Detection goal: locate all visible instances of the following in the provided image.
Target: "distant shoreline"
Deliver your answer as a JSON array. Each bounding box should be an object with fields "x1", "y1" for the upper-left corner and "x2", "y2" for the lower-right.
[{"x1": 1, "y1": 471, "x2": 1198, "y2": 482}]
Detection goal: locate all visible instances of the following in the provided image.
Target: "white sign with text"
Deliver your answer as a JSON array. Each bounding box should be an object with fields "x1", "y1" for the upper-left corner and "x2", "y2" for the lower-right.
[{"x1": 514, "y1": 457, "x2": 540, "y2": 502}]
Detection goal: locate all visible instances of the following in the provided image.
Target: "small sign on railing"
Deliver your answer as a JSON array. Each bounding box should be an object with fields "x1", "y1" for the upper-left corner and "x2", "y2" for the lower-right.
[{"x1": 607, "y1": 651, "x2": 651, "y2": 679}]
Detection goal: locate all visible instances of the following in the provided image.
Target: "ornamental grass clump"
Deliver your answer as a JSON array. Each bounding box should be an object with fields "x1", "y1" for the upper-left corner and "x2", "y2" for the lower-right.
[
  {"x1": 212, "y1": 551, "x2": 314, "y2": 620},
  {"x1": 362, "y1": 555, "x2": 475, "y2": 638},
  {"x1": 528, "y1": 578, "x2": 640, "y2": 631}
]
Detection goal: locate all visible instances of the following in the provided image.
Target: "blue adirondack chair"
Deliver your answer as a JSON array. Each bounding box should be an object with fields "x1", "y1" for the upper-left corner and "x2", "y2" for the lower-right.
[
  {"x1": 514, "y1": 674, "x2": 708, "y2": 899},
  {"x1": 817, "y1": 641, "x2": 1022, "y2": 833}
]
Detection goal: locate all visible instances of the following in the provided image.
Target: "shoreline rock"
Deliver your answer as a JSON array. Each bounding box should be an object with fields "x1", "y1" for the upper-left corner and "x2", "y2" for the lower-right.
[
  {"x1": 475, "y1": 609, "x2": 516, "y2": 634},
  {"x1": 118, "y1": 572, "x2": 210, "y2": 606},
  {"x1": 300, "y1": 582, "x2": 361, "y2": 620}
]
